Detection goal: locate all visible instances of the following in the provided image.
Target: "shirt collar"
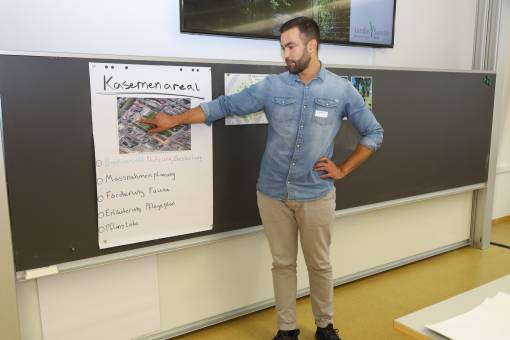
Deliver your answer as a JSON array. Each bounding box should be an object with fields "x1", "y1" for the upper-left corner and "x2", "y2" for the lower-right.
[
  {"x1": 288, "y1": 61, "x2": 326, "y2": 84},
  {"x1": 317, "y1": 62, "x2": 326, "y2": 81}
]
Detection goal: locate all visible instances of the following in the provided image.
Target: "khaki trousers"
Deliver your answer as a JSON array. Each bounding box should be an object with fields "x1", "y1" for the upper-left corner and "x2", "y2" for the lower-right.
[{"x1": 257, "y1": 189, "x2": 336, "y2": 330}]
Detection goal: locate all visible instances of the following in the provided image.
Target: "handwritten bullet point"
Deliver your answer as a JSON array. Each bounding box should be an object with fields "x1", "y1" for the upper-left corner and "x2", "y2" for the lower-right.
[
  {"x1": 97, "y1": 195, "x2": 103, "y2": 202},
  {"x1": 97, "y1": 178, "x2": 103, "y2": 185}
]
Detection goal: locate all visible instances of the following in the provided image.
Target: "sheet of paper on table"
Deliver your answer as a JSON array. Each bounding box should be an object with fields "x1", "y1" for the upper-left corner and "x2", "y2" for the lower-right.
[{"x1": 426, "y1": 292, "x2": 510, "y2": 340}]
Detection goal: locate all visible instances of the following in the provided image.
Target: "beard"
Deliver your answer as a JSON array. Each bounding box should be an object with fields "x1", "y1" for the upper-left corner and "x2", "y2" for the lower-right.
[{"x1": 286, "y1": 50, "x2": 311, "y2": 74}]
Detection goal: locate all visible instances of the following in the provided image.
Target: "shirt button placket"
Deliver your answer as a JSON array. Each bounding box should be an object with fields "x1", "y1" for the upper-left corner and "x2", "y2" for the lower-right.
[{"x1": 288, "y1": 83, "x2": 310, "y2": 199}]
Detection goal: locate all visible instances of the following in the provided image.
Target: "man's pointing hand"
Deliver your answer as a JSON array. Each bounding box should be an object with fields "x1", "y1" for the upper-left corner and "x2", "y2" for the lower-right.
[{"x1": 140, "y1": 112, "x2": 180, "y2": 133}]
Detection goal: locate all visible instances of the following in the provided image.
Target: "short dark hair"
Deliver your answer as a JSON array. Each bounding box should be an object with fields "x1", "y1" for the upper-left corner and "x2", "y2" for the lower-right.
[{"x1": 279, "y1": 16, "x2": 320, "y2": 51}]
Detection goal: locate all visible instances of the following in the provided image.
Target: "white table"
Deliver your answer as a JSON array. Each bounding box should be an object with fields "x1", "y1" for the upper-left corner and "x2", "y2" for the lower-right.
[{"x1": 394, "y1": 274, "x2": 510, "y2": 339}]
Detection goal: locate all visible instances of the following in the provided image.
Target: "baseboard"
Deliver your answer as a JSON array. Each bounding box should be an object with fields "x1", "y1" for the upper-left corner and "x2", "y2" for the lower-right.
[{"x1": 493, "y1": 215, "x2": 510, "y2": 225}]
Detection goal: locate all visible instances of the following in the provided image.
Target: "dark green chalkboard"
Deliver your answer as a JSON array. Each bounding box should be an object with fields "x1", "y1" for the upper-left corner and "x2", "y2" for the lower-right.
[{"x1": 0, "y1": 55, "x2": 495, "y2": 271}]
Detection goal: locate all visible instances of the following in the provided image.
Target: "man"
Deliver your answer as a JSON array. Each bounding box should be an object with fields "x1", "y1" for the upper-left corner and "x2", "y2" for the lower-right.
[{"x1": 143, "y1": 16, "x2": 383, "y2": 340}]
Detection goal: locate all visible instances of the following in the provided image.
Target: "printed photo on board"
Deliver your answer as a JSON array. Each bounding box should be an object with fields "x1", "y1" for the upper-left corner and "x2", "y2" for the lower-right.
[
  {"x1": 351, "y1": 76, "x2": 373, "y2": 110},
  {"x1": 224, "y1": 73, "x2": 269, "y2": 125},
  {"x1": 117, "y1": 97, "x2": 191, "y2": 153}
]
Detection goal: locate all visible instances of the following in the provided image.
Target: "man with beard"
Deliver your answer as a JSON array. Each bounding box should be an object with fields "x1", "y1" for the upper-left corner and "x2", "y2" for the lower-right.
[{"x1": 142, "y1": 17, "x2": 383, "y2": 340}]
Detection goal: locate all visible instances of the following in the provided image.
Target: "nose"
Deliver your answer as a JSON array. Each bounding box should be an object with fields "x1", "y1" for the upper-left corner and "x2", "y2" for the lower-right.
[{"x1": 283, "y1": 48, "x2": 290, "y2": 60}]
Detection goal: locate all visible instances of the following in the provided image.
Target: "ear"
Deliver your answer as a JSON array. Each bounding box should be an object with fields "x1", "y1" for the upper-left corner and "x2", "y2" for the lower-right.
[{"x1": 308, "y1": 39, "x2": 318, "y2": 54}]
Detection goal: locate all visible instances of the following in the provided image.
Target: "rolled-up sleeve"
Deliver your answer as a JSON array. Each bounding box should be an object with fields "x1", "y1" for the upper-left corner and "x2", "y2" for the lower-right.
[
  {"x1": 343, "y1": 84, "x2": 384, "y2": 151},
  {"x1": 200, "y1": 76, "x2": 269, "y2": 125}
]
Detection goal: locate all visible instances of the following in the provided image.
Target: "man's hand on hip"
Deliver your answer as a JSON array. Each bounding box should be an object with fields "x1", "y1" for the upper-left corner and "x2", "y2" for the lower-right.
[
  {"x1": 313, "y1": 157, "x2": 348, "y2": 180},
  {"x1": 314, "y1": 144, "x2": 375, "y2": 181}
]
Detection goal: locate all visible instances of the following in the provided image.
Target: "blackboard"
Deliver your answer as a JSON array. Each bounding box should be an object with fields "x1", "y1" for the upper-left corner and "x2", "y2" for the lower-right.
[{"x1": 0, "y1": 55, "x2": 495, "y2": 271}]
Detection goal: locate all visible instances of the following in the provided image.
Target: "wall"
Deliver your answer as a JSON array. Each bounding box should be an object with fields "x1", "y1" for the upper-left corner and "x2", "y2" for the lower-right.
[
  {"x1": 493, "y1": 0, "x2": 510, "y2": 219},
  {"x1": 373, "y1": 0, "x2": 476, "y2": 69},
  {"x1": 0, "y1": 0, "x2": 372, "y2": 65},
  {"x1": 0, "y1": 0, "x2": 486, "y2": 339},
  {"x1": 0, "y1": 103, "x2": 21, "y2": 340}
]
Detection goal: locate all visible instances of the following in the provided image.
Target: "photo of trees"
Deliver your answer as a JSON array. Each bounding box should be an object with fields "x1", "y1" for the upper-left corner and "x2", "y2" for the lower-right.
[{"x1": 182, "y1": 0, "x2": 351, "y2": 43}]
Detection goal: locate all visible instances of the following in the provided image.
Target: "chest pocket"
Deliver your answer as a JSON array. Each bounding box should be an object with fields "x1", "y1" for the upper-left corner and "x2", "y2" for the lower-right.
[
  {"x1": 313, "y1": 98, "x2": 339, "y2": 126},
  {"x1": 271, "y1": 96, "x2": 296, "y2": 122}
]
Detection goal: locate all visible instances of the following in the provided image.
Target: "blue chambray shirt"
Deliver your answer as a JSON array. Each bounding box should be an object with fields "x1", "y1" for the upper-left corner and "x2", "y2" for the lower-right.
[{"x1": 201, "y1": 64, "x2": 383, "y2": 200}]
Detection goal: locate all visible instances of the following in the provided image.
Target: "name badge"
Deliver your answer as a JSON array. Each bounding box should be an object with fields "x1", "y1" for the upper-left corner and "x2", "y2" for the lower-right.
[{"x1": 315, "y1": 110, "x2": 328, "y2": 118}]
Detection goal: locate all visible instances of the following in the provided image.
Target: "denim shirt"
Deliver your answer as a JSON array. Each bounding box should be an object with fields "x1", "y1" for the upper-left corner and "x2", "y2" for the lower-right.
[{"x1": 201, "y1": 64, "x2": 383, "y2": 200}]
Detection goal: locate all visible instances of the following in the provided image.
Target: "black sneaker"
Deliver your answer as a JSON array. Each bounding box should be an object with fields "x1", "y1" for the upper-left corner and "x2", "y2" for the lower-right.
[
  {"x1": 315, "y1": 324, "x2": 341, "y2": 340},
  {"x1": 273, "y1": 329, "x2": 300, "y2": 340}
]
